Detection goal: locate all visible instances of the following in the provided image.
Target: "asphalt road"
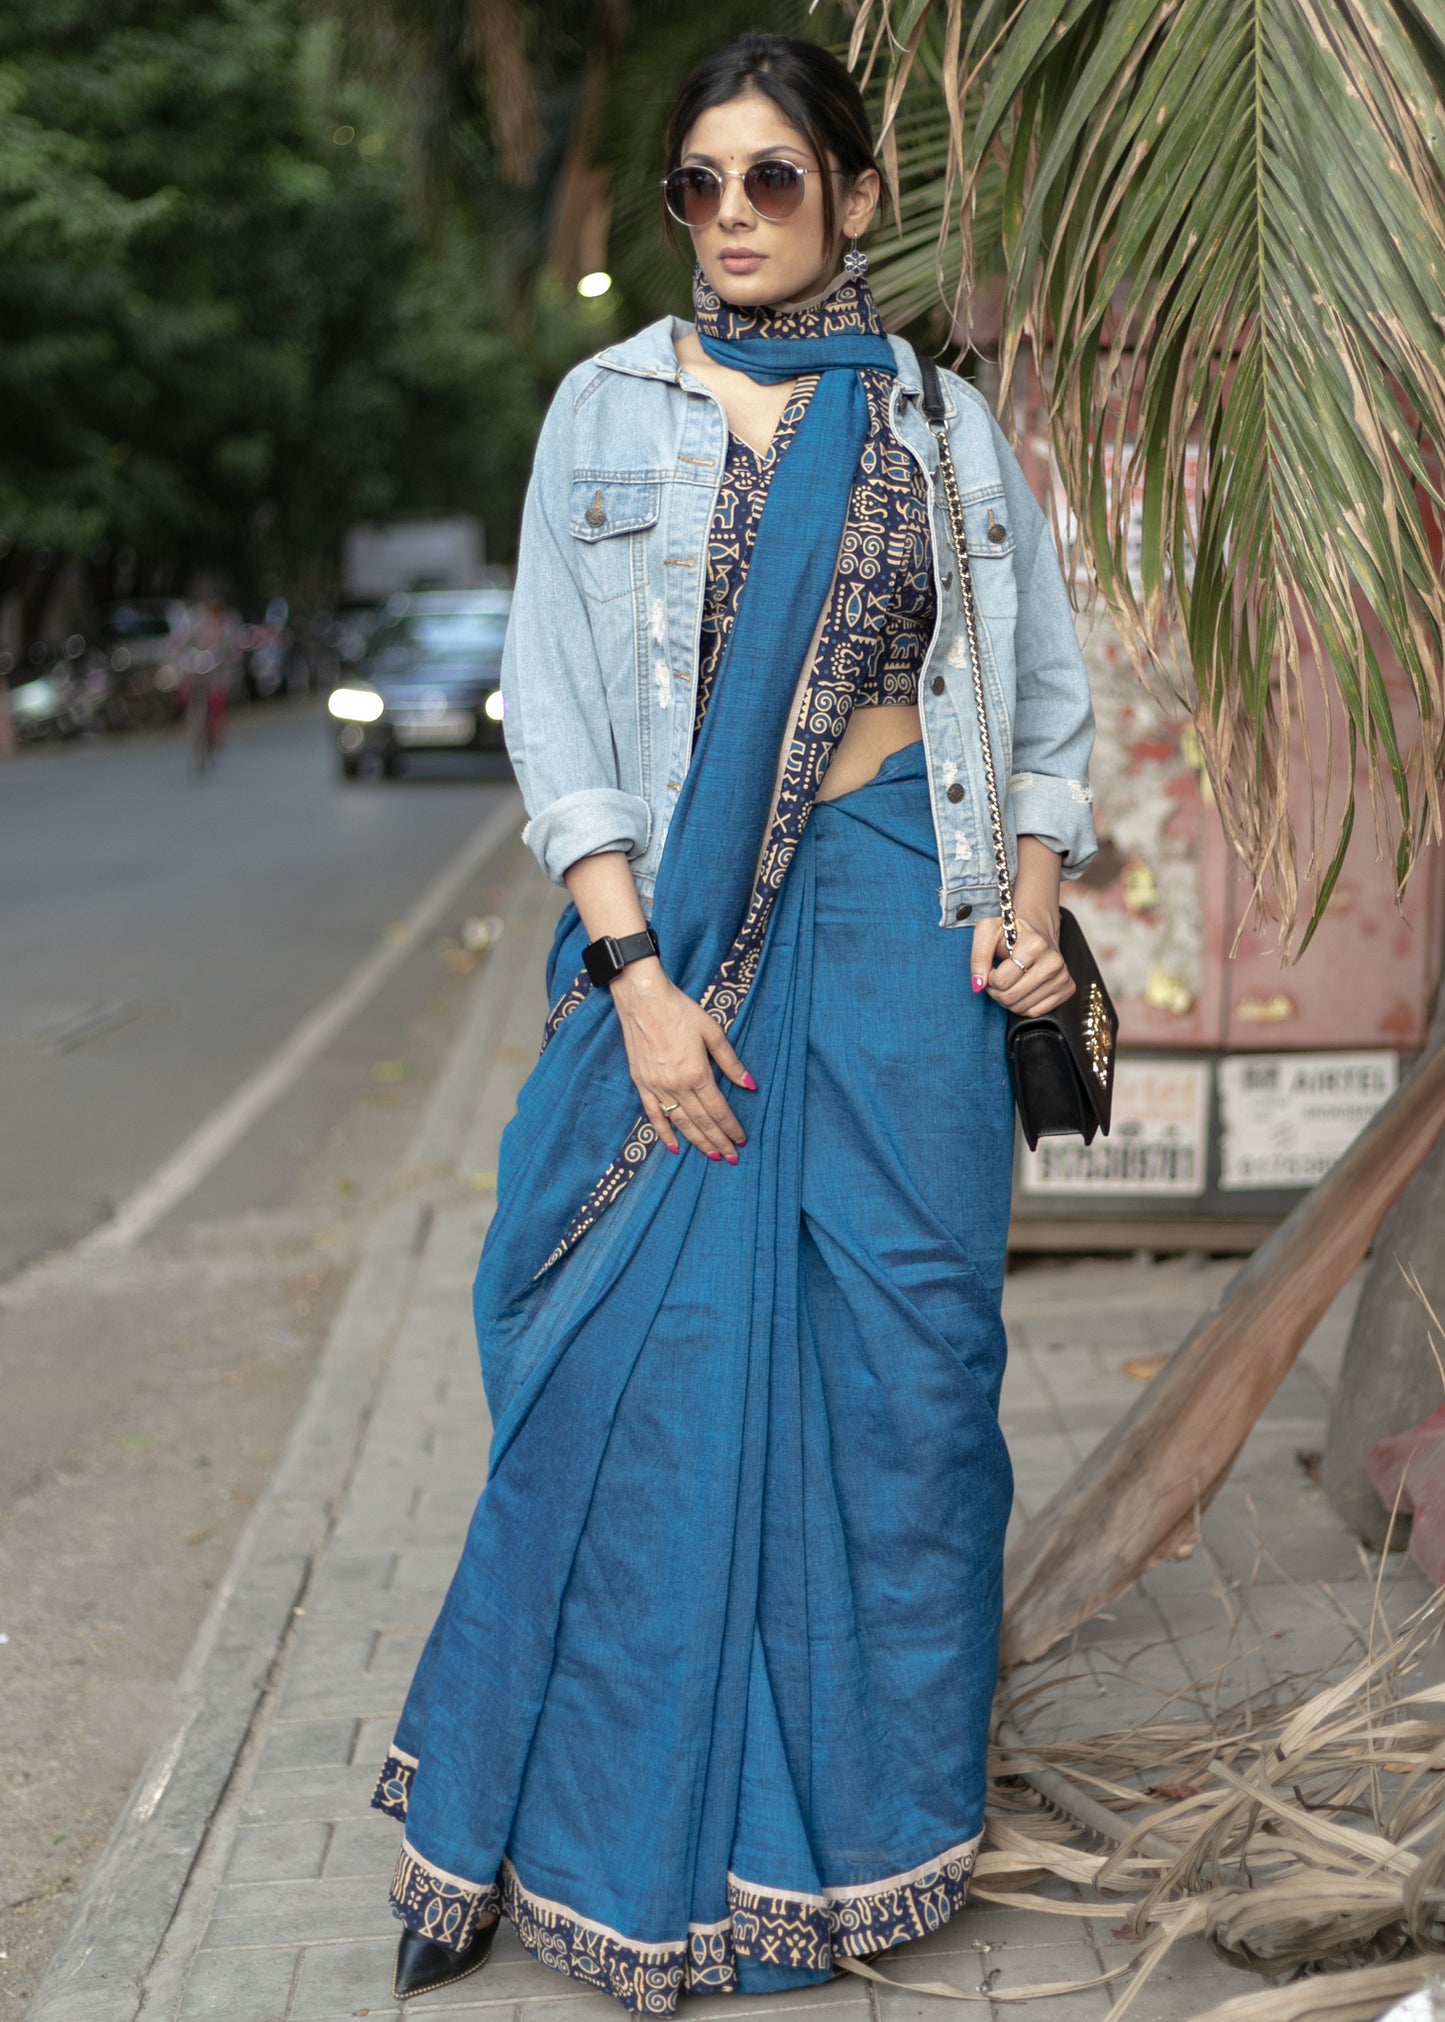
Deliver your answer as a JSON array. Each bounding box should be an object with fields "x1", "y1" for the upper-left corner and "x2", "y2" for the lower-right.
[
  {"x1": 0, "y1": 699, "x2": 514, "y2": 1280},
  {"x1": 0, "y1": 701, "x2": 530, "y2": 2002}
]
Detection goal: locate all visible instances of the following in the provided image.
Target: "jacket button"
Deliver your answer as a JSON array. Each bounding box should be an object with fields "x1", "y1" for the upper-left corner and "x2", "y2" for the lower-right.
[
  {"x1": 955, "y1": 904, "x2": 973, "y2": 921},
  {"x1": 988, "y1": 519, "x2": 1008, "y2": 545},
  {"x1": 947, "y1": 781, "x2": 964, "y2": 803},
  {"x1": 941, "y1": 572, "x2": 953, "y2": 590},
  {"x1": 584, "y1": 491, "x2": 607, "y2": 528},
  {"x1": 930, "y1": 674, "x2": 946, "y2": 696}
]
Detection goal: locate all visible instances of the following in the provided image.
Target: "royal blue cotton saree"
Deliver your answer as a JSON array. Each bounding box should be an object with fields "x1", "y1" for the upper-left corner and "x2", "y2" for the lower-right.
[{"x1": 373, "y1": 277, "x2": 1016, "y2": 2013}]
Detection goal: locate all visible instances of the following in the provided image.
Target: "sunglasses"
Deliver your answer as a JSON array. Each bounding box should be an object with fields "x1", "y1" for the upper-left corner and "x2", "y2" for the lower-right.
[{"x1": 661, "y1": 159, "x2": 842, "y2": 229}]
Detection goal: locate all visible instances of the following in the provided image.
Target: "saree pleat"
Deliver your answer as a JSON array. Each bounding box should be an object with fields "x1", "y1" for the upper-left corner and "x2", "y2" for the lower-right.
[{"x1": 377, "y1": 747, "x2": 1016, "y2": 2010}]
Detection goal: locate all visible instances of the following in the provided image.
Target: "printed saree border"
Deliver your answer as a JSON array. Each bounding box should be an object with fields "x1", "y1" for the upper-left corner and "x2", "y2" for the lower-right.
[{"x1": 373, "y1": 1748, "x2": 979, "y2": 2013}]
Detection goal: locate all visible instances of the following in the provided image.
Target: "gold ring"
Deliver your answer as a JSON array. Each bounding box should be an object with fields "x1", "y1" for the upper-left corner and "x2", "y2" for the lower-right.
[{"x1": 660, "y1": 1100, "x2": 680, "y2": 1114}]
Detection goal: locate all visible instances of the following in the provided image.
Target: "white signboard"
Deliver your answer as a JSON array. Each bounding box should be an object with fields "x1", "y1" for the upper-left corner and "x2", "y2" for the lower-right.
[
  {"x1": 1020, "y1": 1058, "x2": 1209, "y2": 1197},
  {"x1": 1217, "y1": 1051, "x2": 1398, "y2": 1191}
]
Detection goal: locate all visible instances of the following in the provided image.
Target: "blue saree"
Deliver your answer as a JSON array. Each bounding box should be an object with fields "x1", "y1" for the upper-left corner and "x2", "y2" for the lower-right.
[{"x1": 373, "y1": 277, "x2": 1016, "y2": 2013}]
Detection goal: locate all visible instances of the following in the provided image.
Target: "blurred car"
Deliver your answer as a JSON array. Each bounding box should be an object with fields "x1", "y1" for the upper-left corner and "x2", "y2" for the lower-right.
[
  {"x1": 98, "y1": 599, "x2": 190, "y2": 725},
  {"x1": 330, "y1": 600, "x2": 384, "y2": 670},
  {"x1": 326, "y1": 591, "x2": 511, "y2": 780}
]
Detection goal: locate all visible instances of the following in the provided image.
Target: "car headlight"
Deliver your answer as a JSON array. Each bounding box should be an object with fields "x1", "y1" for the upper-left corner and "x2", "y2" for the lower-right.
[
  {"x1": 328, "y1": 685, "x2": 385, "y2": 724},
  {"x1": 483, "y1": 690, "x2": 505, "y2": 722},
  {"x1": 12, "y1": 679, "x2": 55, "y2": 717}
]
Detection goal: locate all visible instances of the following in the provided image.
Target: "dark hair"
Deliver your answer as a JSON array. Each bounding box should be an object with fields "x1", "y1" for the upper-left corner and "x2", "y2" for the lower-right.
[{"x1": 663, "y1": 34, "x2": 879, "y2": 251}]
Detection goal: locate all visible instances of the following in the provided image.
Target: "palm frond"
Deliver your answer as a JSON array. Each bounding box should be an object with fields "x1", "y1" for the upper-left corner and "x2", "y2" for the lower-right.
[
  {"x1": 978, "y1": 1590, "x2": 1445, "y2": 2018},
  {"x1": 859, "y1": 0, "x2": 1445, "y2": 943}
]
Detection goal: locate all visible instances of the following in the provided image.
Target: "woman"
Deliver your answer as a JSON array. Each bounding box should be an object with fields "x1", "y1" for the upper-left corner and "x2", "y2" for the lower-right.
[{"x1": 373, "y1": 33, "x2": 1096, "y2": 2012}]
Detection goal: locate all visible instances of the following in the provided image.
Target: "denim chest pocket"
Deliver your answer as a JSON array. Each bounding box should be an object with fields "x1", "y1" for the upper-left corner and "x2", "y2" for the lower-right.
[
  {"x1": 959, "y1": 491, "x2": 1018, "y2": 618},
  {"x1": 569, "y1": 477, "x2": 661, "y2": 605}
]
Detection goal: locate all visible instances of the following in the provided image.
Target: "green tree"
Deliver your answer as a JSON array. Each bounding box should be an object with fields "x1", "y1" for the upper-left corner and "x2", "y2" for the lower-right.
[
  {"x1": 333, "y1": 1, "x2": 851, "y2": 333},
  {"x1": 0, "y1": 0, "x2": 570, "y2": 631}
]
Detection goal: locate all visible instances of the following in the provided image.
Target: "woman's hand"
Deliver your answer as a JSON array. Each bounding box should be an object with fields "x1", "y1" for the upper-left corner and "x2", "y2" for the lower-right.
[
  {"x1": 610, "y1": 959, "x2": 754, "y2": 1161},
  {"x1": 970, "y1": 836, "x2": 1075, "y2": 1016},
  {"x1": 970, "y1": 911, "x2": 1074, "y2": 1016}
]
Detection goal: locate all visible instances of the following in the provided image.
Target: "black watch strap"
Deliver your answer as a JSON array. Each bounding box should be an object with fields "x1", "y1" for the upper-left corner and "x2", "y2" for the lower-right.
[{"x1": 583, "y1": 925, "x2": 660, "y2": 988}]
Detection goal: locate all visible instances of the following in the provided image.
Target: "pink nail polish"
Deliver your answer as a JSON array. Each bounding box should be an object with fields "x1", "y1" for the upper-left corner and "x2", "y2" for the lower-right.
[
  {"x1": 972, "y1": 976, "x2": 985, "y2": 993},
  {"x1": 725, "y1": 1152, "x2": 739, "y2": 1165},
  {"x1": 742, "y1": 1072, "x2": 758, "y2": 1091},
  {"x1": 666, "y1": 1141, "x2": 680, "y2": 1154},
  {"x1": 707, "y1": 1151, "x2": 722, "y2": 1161},
  {"x1": 736, "y1": 1134, "x2": 747, "y2": 1147}
]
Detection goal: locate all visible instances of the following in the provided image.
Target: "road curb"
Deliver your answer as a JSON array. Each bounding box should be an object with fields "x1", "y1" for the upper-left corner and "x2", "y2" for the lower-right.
[{"x1": 23, "y1": 829, "x2": 534, "y2": 2022}]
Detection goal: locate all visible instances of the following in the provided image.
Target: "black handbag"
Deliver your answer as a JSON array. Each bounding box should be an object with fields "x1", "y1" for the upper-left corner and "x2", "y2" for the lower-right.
[{"x1": 918, "y1": 356, "x2": 1118, "y2": 1152}]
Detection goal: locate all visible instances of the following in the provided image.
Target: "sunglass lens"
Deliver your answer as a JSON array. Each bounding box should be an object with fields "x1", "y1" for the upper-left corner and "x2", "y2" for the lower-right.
[
  {"x1": 744, "y1": 160, "x2": 806, "y2": 220},
  {"x1": 665, "y1": 168, "x2": 721, "y2": 226}
]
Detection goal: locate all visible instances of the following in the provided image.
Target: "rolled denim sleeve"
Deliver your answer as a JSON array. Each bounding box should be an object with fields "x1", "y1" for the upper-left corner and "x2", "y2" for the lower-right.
[
  {"x1": 990, "y1": 417, "x2": 1099, "y2": 878},
  {"x1": 501, "y1": 371, "x2": 652, "y2": 883}
]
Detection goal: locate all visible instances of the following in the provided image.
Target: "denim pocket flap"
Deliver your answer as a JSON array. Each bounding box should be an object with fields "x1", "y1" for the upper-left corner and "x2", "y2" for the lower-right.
[
  {"x1": 569, "y1": 478, "x2": 662, "y2": 542},
  {"x1": 962, "y1": 492, "x2": 1016, "y2": 559}
]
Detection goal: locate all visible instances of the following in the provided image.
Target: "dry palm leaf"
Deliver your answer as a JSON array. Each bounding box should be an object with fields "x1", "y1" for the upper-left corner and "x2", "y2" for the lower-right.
[
  {"x1": 967, "y1": 1591, "x2": 1445, "y2": 2013},
  {"x1": 854, "y1": 0, "x2": 1445, "y2": 948}
]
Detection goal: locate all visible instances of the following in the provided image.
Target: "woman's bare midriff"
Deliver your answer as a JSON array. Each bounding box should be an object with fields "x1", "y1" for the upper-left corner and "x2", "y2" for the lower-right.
[{"x1": 815, "y1": 702, "x2": 922, "y2": 802}]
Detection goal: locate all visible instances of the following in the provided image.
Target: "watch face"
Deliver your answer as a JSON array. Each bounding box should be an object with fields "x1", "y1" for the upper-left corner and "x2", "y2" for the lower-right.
[{"x1": 584, "y1": 937, "x2": 620, "y2": 987}]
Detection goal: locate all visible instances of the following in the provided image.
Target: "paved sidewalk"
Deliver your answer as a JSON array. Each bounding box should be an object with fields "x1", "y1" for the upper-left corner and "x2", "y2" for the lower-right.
[{"x1": 27, "y1": 848, "x2": 1433, "y2": 2022}]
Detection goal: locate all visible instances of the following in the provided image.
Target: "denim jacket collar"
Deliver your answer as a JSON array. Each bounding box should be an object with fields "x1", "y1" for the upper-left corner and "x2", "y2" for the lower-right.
[{"x1": 593, "y1": 316, "x2": 937, "y2": 411}]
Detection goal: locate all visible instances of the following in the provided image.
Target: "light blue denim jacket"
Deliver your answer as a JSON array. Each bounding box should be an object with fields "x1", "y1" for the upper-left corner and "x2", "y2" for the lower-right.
[{"x1": 501, "y1": 317, "x2": 1097, "y2": 928}]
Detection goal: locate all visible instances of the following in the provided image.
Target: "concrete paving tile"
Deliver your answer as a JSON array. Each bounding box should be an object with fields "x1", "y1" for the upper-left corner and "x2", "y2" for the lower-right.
[
  {"x1": 1007, "y1": 1449, "x2": 1077, "y2": 1491},
  {"x1": 355, "y1": 1715, "x2": 401, "y2": 1766},
  {"x1": 392, "y1": 1546, "x2": 466, "y2": 1593},
  {"x1": 369, "y1": 1631, "x2": 428, "y2": 1679},
  {"x1": 258, "y1": 1719, "x2": 360, "y2": 1773},
  {"x1": 998, "y1": 1405, "x2": 1069, "y2": 1440},
  {"x1": 1202, "y1": 1504, "x2": 1363, "y2": 1589},
  {"x1": 309, "y1": 1552, "x2": 398, "y2": 1593},
  {"x1": 278, "y1": 1676, "x2": 406, "y2": 1723},
  {"x1": 1093, "y1": 1938, "x2": 1254, "y2": 2017},
  {"x1": 289, "y1": 1936, "x2": 401, "y2": 2017},
  {"x1": 505, "y1": 1997, "x2": 648, "y2": 2021},
  {"x1": 326, "y1": 1816, "x2": 397, "y2": 1879},
  {"x1": 243, "y1": 1762, "x2": 387, "y2": 1824},
  {"x1": 1065, "y1": 1587, "x2": 1169, "y2": 1649},
  {"x1": 871, "y1": 1938, "x2": 1111, "y2": 2018},
  {"x1": 708, "y1": 1997, "x2": 869, "y2": 2022},
  {"x1": 202, "y1": 1874, "x2": 387, "y2": 1949},
  {"x1": 225, "y1": 1820, "x2": 333, "y2": 1886},
  {"x1": 287, "y1": 1631, "x2": 381, "y2": 1680},
  {"x1": 1313, "y1": 1566, "x2": 1435, "y2": 1618},
  {"x1": 955, "y1": 1899, "x2": 1096, "y2": 1954},
  {"x1": 334, "y1": 1520, "x2": 470, "y2": 1556},
  {"x1": 302, "y1": 1589, "x2": 442, "y2": 1630},
  {"x1": 415, "y1": 1486, "x2": 483, "y2": 1526},
  {"x1": 177, "y1": 1942, "x2": 299, "y2": 2018},
  {"x1": 1137, "y1": 1542, "x2": 1237, "y2": 1599}
]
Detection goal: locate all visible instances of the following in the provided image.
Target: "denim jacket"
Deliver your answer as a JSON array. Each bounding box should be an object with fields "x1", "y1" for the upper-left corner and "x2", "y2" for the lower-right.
[{"x1": 500, "y1": 318, "x2": 1097, "y2": 928}]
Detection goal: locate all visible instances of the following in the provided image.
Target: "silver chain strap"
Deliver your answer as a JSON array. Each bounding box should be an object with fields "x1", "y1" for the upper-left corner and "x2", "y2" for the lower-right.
[{"x1": 926, "y1": 410, "x2": 1018, "y2": 955}]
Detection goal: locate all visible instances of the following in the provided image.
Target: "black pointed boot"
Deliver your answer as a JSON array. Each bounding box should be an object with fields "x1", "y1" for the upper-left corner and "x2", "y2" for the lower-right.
[{"x1": 393, "y1": 1916, "x2": 498, "y2": 2000}]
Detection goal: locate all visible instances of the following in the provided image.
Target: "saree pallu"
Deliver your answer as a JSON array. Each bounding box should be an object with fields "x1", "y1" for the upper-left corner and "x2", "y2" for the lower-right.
[{"x1": 375, "y1": 743, "x2": 1016, "y2": 2012}]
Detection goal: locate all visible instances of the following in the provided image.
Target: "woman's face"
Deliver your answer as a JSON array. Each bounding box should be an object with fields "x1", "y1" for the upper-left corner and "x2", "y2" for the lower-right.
[{"x1": 679, "y1": 91, "x2": 879, "y2": 308}]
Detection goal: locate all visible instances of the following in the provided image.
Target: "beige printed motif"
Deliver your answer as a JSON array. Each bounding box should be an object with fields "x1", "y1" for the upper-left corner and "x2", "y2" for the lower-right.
[{"x1": 375, "y1": 1737, "x2": 979, "y2": 2019}]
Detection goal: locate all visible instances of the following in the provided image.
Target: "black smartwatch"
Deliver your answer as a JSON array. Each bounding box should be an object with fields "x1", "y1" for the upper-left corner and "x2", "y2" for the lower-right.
[{"x1": 583, "y1": 925, "x2": 661, "y2": 988}]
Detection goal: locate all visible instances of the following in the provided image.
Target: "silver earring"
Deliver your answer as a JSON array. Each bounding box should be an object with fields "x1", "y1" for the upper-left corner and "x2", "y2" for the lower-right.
[{"x1": 843, "y1": 239, "x2": 868, "y2": 278}]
